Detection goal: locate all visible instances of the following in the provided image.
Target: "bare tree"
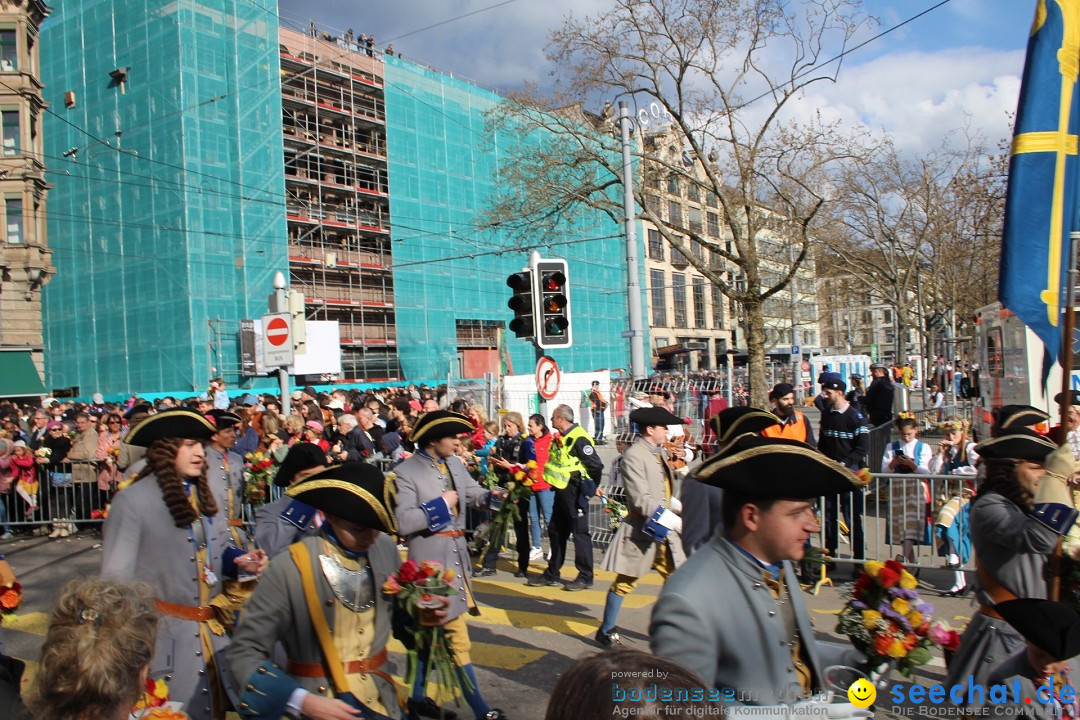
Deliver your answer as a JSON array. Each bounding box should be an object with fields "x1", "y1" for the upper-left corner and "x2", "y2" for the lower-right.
[
  {"x1": 822, "y1": 135, "x2": 1005, "y2": 363},
  {"x1": 483, "y1": 0, "x2": 869, "y2": 407}
]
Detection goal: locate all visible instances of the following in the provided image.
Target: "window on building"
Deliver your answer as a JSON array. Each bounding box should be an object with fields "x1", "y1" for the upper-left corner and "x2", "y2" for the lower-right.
[
  {"x1": 666, "y1": 173, "x2": 680, "y2": 195},
  {"x1": 0, "y1": 30, "x2": 15, "y2": 71},
  {"x1": 687, "y1": 182, "x2": 700, "y2": 203},
  {"x1": 711, "y1": 285, "x2": 724, "y2": 329},
  {"x1": 693, "y1": 277, "x2": 707, "y2": 329},
  {"x1": 1, "y1": 110, "x2": 17, "y2": 156},
  {"x1": 708, "y1": 211, "x2": 719, "y2": 237},
  {"x1": 5, "y1": 196, "x2": 22, "y2": 244},
  {"x1": 644, "y1": 193, "x2": 661, "y2": 218},
  {"x1": 688, "y1": 206, "x2": 702, "y2": 233},
  {"x1": 705, "y1": 192, "x2": 718, "y2": 208},
  {"x1": 650, "y1": 269, "x2": 667, "y2": 327},
  {"x1": 690, "y1": 238, "x2": 705, "y2": 260},
  {"x1": 672, "y1": 273, "x2": 687, "y2": 327},
  {"x1": 883, "y1": 309, "x2": 893, "y2": 324},
  {"x1": 648, "y1": 228, "x2": 664, "y2": 261},
  {"x1": 668, "y1": 200, "x2": 682, "y2": 227}
]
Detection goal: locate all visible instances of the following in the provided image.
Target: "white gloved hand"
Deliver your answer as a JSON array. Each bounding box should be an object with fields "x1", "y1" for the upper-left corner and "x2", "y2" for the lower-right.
[
  {"x1": 666, "y1": 513, "x2": 682, "y2": 534},
  {"x1": 668, "y1": 496, "x2": 683, "y2": 514}
]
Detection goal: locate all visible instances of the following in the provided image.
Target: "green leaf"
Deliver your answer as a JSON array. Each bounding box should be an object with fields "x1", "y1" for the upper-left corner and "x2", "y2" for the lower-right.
[{"x1": 905, "y1": 647, "x2": 932, "y2": 666}]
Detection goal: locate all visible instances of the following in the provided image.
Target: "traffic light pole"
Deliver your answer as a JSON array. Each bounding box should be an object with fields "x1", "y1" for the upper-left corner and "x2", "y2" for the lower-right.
[
  {"x1": 619, "y1": 101, "x2": 647, "y2": 381},
  {"x1": 272, "y1": 271, "x2": 291, "y2": 416},
  {"x1": 535, "y1": 342, "x2": 548, "y2": 420}
]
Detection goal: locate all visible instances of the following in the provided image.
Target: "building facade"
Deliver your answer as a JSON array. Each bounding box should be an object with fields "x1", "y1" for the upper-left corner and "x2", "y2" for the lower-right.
[
  {"x1": 0, "y1": 0, "x2": 49, "y2": 395},
  {"x1": 41, "y1": 0, "x2": 287, "y2": 396}
]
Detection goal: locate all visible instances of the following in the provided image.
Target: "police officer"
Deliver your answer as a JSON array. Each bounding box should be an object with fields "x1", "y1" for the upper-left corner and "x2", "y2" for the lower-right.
[{"x1": 527, "y1": 404, "x2": 603, "y2": 591}]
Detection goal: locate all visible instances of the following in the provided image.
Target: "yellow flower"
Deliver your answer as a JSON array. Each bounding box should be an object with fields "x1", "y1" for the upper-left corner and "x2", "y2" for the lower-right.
[
  {"x1": 887, "y1": 639, "x2": 908, "y2": 658},
  {"x1": 861, "y1": 610, "x2": 882, "y2": 629},
  {"x1": 891, "y1": 598, "x2": 909, "y2": 616},
  {"x1": 863, "y1": 561, "x2": 884, "y2": 579},
  {"x1": 907, "y1": 611, "x2": 923, "y2": 628},
  {"x1": 152, "y1": 678, "x2": 169, "y2": 700},
  {"x1": 899, "y1": 571, "x2": 918, "y2": 590}
]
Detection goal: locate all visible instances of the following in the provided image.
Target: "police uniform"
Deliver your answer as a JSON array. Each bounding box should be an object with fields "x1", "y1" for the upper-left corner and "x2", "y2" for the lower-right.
[
  {"x1": 229, "y1": 463, "x2": 402, "y2": 720},
  {"x1": 392, "y1": 411, "x2": 507, "y2": 720},
  {"x1": 530, "y1": 420, "x2": 603, "y2": 589},
  {"x1": 595, "y1": 407, "x2": 688, "y2": 647}
]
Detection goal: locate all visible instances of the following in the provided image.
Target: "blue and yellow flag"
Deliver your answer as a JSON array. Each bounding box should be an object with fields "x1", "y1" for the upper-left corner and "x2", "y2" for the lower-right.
[{"x1": 1000, "y1": 0, "x2": 1080, "y2": 374}]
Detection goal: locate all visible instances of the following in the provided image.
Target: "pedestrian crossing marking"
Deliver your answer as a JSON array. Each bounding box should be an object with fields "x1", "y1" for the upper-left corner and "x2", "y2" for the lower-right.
[
  {"x1": 472, "y1": 578, "x2": 658, "y2": 608},
  {"x1": 810, "y1": 608, "x2": 842, "y2": 615}
]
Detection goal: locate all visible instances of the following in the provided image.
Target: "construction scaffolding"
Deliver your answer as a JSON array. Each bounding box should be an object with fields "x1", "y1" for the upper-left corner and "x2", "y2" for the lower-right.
[{"x1": 279, "y1": 27, "x2": 401, "y2": 382}]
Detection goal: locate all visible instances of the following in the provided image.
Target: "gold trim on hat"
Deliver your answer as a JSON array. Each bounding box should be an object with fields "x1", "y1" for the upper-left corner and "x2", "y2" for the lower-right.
[
  {"x1": 975, "y1": 431, "x2": 1058, "y2": 454},
  {"x1": 697, "y1": 443, "x2": 862, "y2": 487},
  {"x1": 719, "y1": 410, "x2": 780, "y2": 444},
  {"x1": 124, "y1": 410, "x2": 216, "y2": 445},
  {"x1": 409, "y1": 413, "x2": 473, "y2": 444},
  {"x1": 287, "y1": 478, "x2": 397, "y2": 534}
]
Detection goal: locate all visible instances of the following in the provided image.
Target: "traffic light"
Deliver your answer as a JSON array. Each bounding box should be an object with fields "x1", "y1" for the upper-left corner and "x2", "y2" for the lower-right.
[
  {"x1": 535, "y1": 258, "x2": 573, "y2": 349},
  {"x1": 506, "y1": 270, "x2": 535, "y2": 339}
]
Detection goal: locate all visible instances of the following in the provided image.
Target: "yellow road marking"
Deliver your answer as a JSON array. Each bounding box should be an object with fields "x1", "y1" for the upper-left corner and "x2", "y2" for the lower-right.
[
  {"x1": 472, "y1": 579, "x2": 657, "y2": 608},
  {"x1": 386, "y1": 638, "x2": 545, "y2": 671},
  {"x1": 3, "y1": 611, "x2": 48, "y2": 636}
]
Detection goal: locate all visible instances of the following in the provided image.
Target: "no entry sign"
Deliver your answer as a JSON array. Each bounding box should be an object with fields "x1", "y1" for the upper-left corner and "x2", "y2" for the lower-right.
[{"x1": 262, "y1": 313, "x2": 294, "y2": 367}]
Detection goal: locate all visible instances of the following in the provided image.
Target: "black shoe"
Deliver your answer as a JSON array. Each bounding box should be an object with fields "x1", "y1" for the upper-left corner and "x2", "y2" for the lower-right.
[
  {"x1": 409, "y1": 697, "x2": 457, "y2": 719},
  {"x1": 526, "y1": 576, "x2": 561, "y2": 587},
  {"x1": 484, "y1": 711, "x2": 508, "y2": 720},
  {"x1": 512, "y1": 570, "x2": 527, "y2": 578},
  {"x1": 595, "y1": 627, "x2": 621, "y2": 647},
  {"x1": 472, "y1": 567, "x2": 497, "y2": 578},
  {"x1": 564, "y1": 578, "x2": 593, "y2": 591}
]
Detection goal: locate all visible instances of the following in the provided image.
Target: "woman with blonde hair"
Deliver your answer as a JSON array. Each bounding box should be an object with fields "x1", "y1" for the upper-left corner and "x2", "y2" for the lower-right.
[
  {"x1": 477, "y1": 411, "x2": 532, "y2": 578},
  {"x1": 930, "y1": 417, "x2": 979, "y2": 595},
  {"x1": 29, "y1": 577, "x2": 159, "y2": 720}
]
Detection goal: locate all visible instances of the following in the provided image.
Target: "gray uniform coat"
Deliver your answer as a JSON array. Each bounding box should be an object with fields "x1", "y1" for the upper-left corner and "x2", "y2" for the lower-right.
[
  {"x1": 600, "y1": 437, "x2": 686, "y2": 577},
  {"x1": 228, "y1": 533, "x2": 402, "y2": 719},
  {"x1": 944, "y1": 490, "x2": 1059, "y2": 705},
  {"x1": 987, "y1": 652, "x2": 1076, "y2": 720},
  {"x1": 254, "y1": 494, "x2": 320, "y2": 559},
  {"x1": 206, "y1": 446, "x2": 248, "y2": 547},
  {"x1": 394, "y1": 451, "x2": 490, "y2": 621},
  {"x1": 650, "y1": 534, "x2": 862, "y2": 705},
  {"x1": 101, "y1": 476, "x2": 236, "y2": 720}
]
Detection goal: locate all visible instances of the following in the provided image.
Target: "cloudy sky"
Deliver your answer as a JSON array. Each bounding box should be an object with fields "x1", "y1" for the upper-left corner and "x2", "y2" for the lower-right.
[{"x1": 277, "y1": 0, "x2": 1034, "y2": 153}]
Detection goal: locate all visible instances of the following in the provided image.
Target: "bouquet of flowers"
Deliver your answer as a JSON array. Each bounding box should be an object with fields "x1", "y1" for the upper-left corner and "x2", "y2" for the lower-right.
[
  {"x1": 836, "y1": 559, "x2": 957, "y2": 678},
  {"x1": 600, "y1": 493, "x2": 628, "y2": 531},
  {"x1": 106, "y1": 446, "x2": 121, "y2": 465},
  {"x1": 90, "y1": 505, "x2": 110, "y2": 521},
  {"x1": 242, "y1": 451, "x2": 277, "y2": 507},
  {"x1": 476, "y1": 479, "x2": 533, "y2": 556},
  {"x1": 34, "y1": 447, "x2": 50, "y2": 460},
  {"x1": 383, "y1": 560, "x2": 467, "y2": 696}
]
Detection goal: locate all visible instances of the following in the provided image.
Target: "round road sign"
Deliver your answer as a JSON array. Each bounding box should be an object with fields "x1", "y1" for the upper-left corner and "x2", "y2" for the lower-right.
[
  {"x1": 266, "y1": 317, "x2": 290, "y2": 347},
  {"x1": 800, "y1": 360, "x2": 811, "y2": 372},
  {"x1": 536, "y1": 356, "x2": 561, "y2": 400}
]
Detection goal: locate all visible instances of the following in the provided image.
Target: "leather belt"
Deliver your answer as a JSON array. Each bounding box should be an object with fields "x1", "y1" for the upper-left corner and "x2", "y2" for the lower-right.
[
  {"x1": 288, "y1": 649, "x2": 389, "y2": 680},
  {"x1": 977, "y1": 605, "x2": 1003, "y2": 621},
  {"x1": 155, "y1": 599, "x2": 216, "y2": 622},
  {"x1": 227, "y1": 519, "x2": 246, "y2": 527},
  {"x1": 433, "y1": 530, "x2": 466, "y2": 537}
]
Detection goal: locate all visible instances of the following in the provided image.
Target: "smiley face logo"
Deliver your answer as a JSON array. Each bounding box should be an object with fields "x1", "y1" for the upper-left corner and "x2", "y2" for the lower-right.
[{"x1": 847, "y1": 677, "x2": 876, "y2": 708}]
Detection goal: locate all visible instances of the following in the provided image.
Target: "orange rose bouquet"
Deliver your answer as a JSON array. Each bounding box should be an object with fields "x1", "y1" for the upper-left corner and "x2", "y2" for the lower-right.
[{"x1": 0, "y1": 580, "x2": 21, "y2": 617}]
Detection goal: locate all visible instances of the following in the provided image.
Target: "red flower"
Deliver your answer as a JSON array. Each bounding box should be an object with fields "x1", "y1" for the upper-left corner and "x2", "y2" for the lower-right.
[
  {"x1": 878, "y1": 568, "x2": 900, "y2": 589},
  {"x1": 944, "y1": 631, "x2": 962, "y2": 652},
  {"x1": 397, "y1": 559, "x2": 421, "y2": 584},
  {"x1": 874, "y1": 634, "x2": 893, "y2": 655},
  {"x1": 884, "y1": 559, "x2": 904, "y2": 575},
  {"x1": 853, "y1": 575, "x2": 872, "y2": 598},
  {"x1": 915, "y1": 621, "x2": 930, "y2": 637}
]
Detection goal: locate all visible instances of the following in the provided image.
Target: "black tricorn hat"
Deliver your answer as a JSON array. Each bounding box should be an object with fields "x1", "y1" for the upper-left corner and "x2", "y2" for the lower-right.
[
  {"x1": 994, "y1": 404, "x2": 1051, "y2": 432},
  {"x1": 123, "y1": 409, "x2": 217, "y2": 447},
  {"x1": 286, "y1": 462, "x2": 396, "y2": 533},
  {"x1": 206, "y1": 409, "x2": 242, "y2": 431},
  {"x1": 408, "y1": 410, "x2": 473, "y2": 445},
  {"x1": 274, "y1": 442, "x2": 328, "y2": 487},
  {"x1": 695, "y1": 435, "x2": 865, "y2": 498},
  {"x1": 708, "y1": 407, "x2": 780, "y2": 448},
  {"x1": 975, "y1": 428, "x2": 1058, "y2": 462},
  {"x1": 1054, "y1": 390, "x2": 1080, "y2": 408},
  {"x1": 994, "y1": 599, "x2": 1080, "y2": 662},
  {"x1": 630, "y1": 407, "x2": 685, "y2": 427}
]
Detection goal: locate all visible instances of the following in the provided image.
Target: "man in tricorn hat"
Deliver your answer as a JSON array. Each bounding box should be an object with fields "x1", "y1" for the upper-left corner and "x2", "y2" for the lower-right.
[
  {"x1": 253, "y1": 442, "x2": 329, "y2": 559},
  {"x1": 101, "y1": 410, "x2": 268, "y2": 720},
  {"x1": 594, "y1": 406, "x2": 688, "y2": 647},
  {"x1": 394, "y1": 410, "x2": 508, "y2": 720},
  {"x1": 650, "y1": 436, "x2": 869, "y2": 718},
  {"x1": 230, "y1": 462, "x2": 410, "y2": 720},
  {"x1": 204, "y1": 409, "x2": 249, "y2": 550},
  {"x1": 1049, "y1": 389, "x2": 1080, "y2": 458}
]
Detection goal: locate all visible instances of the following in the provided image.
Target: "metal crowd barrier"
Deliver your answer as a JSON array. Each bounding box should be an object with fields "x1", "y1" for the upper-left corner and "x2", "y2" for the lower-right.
[{"x1": 2, "y1": 459, "x2": 110, "y2": 532}]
